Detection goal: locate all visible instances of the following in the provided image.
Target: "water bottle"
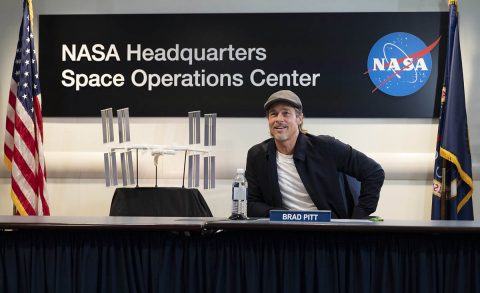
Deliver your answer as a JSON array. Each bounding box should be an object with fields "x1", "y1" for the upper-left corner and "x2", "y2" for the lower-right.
[{"x1": 229, "y1": 168, "x2": 248, "y2": 220}]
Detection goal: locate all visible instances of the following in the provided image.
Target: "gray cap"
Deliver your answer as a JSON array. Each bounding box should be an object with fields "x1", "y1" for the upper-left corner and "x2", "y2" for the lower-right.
[{"x1": 264, "y1": 90, "x2": 302, "y2": 111}]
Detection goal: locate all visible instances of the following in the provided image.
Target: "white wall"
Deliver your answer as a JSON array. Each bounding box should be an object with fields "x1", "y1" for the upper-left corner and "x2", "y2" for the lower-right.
[{"x1": 1, "y1": 0, "x2": 479, "y2": 219}]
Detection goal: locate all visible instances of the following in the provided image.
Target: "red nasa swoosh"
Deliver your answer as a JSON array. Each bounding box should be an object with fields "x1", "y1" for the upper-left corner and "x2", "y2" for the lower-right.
[{"x1": 364, "y1": 36, "x2": 442, "y2": 93}]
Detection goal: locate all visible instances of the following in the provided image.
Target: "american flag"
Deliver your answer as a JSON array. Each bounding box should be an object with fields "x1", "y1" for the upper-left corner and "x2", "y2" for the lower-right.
[{"x1": 3, "y1": 0, "x2": 50, "y2": 216}]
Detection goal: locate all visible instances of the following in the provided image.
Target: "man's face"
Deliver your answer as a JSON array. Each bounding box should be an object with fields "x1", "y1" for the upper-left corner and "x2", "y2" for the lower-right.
[{"x1": 267, "y1": 103, "x2": 303, "y2": 143}]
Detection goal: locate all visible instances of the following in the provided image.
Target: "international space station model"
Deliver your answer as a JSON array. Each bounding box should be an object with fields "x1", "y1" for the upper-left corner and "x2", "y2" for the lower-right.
[{"x1": 101, "y1": 108, "x2": 216, "y2": 189}]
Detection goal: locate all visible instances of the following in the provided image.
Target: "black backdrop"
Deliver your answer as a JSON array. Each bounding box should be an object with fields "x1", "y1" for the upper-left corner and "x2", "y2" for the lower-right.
[{"x1": 39, "y1": 13, "x2": 447, "y2": 117}]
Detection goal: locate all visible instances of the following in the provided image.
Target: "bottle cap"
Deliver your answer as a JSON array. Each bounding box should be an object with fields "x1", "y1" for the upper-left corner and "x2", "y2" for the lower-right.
[{"x1": 236, "y1": 168, "x2": 245, "y2": 174}]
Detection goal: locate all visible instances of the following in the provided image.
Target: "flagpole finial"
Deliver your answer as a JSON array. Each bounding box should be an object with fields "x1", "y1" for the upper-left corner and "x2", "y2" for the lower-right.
[{"x1": 27, "y1": 0, "x2": 34, "y2": 27}]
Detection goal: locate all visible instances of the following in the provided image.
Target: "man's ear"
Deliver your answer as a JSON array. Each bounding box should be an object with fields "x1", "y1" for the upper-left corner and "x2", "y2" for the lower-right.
[{"x1": 297, "y1": 113, "x2": 304, "y2": 124}]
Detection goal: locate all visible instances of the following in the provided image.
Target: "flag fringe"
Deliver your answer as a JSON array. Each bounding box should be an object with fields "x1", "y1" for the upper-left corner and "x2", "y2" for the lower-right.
[{"x1": 439, "y1": 147, "x2": 474, "y2": 213}]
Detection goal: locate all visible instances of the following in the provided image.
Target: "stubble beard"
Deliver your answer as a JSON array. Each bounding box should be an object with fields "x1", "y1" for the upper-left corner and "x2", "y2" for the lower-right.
[{"x1": 272, "y1": 132, "x2": 289, "y2": 142}]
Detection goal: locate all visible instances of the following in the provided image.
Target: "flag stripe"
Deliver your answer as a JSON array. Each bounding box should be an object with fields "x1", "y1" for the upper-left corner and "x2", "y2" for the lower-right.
[
  {"x1": 14, "y1": 96, "x2": 36, "y2": 138},
  {"x1": 13, "y1": 135, "x2": 36, "y2": 176},
  {"x1": 4, "y1": 88, "x2": 17, "y2": 169},
  {"x1": 5, "y1": 106, "x2": 15, "y2": 136},
  {"x1": 5, "y1": 119, "x2": 14, "y2": 144},
  {"x1": 33, "y1": 116, "x2": 49, "y2": 215},
  {"x1": 3, "y1": 132, "x2": 13, "y2": 159},
  {"x1": 13, "y1": 114, "x2": 36, "y2": 156},
  {"x1": 34, "y1": 95, "x2": 44, "y2": 138},
  {"x1": 12, "y1": 151, "x2": 37, "y2": 196},
  {"x1": 36, "y1": 160, "x2": 49, "y2": 215},
  {"x1": 11, "y1": 176, "x2": 36, "y2": 215},
  {"x1": 7, "y1": 82, "x2": 17, "y2": 111}
]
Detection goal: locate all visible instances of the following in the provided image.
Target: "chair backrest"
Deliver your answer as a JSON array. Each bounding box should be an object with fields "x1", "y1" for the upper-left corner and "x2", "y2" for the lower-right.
[{"x1": 338, "y1": 172, "x2": 361, "y2": 218}]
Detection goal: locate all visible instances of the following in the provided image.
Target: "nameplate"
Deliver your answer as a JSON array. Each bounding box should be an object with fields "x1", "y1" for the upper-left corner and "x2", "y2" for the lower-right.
[{"x1": 269, "y1": 210, "x2": 331, "y2": 222}]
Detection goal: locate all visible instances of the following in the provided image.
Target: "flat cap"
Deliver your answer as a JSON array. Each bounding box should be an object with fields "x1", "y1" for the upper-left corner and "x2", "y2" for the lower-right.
[{"x1": 264, "y1": 90, "x2": 302, "y2": 111}]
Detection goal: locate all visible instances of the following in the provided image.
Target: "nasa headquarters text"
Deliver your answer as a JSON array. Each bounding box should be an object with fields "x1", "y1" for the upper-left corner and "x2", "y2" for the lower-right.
[{"x1": 61, "y1": 44, "x2": 322, "y2": 91}]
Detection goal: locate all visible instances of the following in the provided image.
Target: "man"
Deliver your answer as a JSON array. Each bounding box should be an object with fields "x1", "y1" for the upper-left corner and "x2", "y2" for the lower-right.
[{"x1": 246, "y1": 90, "x2": 385, "y2": 219}]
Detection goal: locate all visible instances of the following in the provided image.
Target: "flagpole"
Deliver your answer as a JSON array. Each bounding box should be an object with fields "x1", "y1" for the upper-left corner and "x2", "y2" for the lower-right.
[{"x1": 438, "y1": 0, "x2": 454, "y2": 221}]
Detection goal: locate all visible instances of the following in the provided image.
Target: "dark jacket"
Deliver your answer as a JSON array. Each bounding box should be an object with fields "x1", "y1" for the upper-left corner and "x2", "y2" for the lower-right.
[{"x1": 245, "y1": 133, "x2": 384, "y2": 219}]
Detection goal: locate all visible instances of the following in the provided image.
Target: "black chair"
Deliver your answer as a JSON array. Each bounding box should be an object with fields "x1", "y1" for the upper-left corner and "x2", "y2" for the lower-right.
[
  {"x1": 109, "y1": 187, "x2": 213, "y2": 217},
  {"x1": 338, "y1": 172, "x2": 361, "y2": 218}
]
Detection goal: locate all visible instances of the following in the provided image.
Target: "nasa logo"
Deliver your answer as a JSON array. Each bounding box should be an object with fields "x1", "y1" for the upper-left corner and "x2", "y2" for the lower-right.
[{"x1": 366, "y1": 32, "x2": 439, "y2": 97}]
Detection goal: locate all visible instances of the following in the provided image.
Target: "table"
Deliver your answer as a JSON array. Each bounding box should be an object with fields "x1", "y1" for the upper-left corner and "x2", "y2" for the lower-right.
[{"x1": 1, "y1": 216, "x2": 479, "y2": 293}]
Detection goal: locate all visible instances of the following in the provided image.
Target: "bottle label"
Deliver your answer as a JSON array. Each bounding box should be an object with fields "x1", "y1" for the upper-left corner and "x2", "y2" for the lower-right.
[{"x1": 233, "y1": 186, "x2": 247, "y2": 200}]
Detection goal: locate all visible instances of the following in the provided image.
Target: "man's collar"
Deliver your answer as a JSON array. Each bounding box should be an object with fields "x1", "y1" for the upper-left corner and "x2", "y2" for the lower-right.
[
  {"x1": 267, "y1": 133, "x2": 307, "y2": 161},
  {"x1": 293, "y1": 133, "x2": 307, "y2": 161}
]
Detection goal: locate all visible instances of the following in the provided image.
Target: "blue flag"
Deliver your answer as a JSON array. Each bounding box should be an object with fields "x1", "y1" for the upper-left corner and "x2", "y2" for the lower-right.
[{"x1": 432, "y1": 0, "x2": 473, "y2": 220}]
